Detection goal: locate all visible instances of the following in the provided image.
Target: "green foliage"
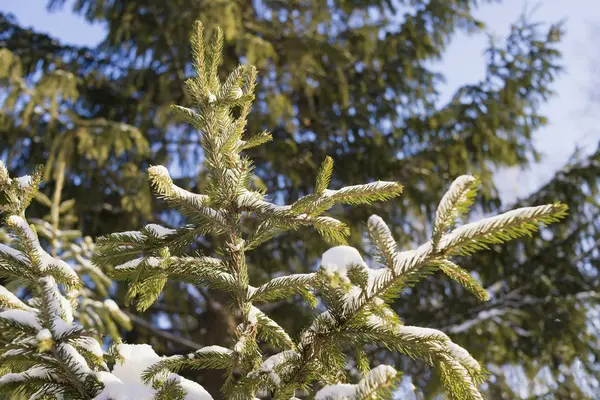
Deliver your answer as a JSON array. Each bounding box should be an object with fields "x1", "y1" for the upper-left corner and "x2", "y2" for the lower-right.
[
  {"x1": 0, "y1": 163, "x2": 105, "y2": 400},
  {"x1": 438, "y1": 260, "x2": 490, "y2": 302},
  {"x1": 2, "y1": 0, "x2": 594, "y2": 396},
  {"x1": 91, "y1": 21, "x2": 566, "y2": 400}
]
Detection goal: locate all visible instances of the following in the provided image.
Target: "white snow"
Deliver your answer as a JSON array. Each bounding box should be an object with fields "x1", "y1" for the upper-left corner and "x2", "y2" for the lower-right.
[
  {"x1": 111, "y1": 230, "x2": 145, "y2": 241},
  {"x1": 207, "y1": 92, "x2": 217, "y2": 103},
  {"x1": 234, "y1": 336, "x2": 247, "y2": 353},
  {"x1": 147, "y1": 257, "x2": 161, "y2": 267},
  {"x1": 59, "y1": 343, "x2": 90, "y2": 374},
  {"x1": 392, "y1": 242, "x2": 433, "y2": 276},
  {"x1": 147, "y1": 165, "x2": 170, "y2": 178},
  {"x1": 16, "y1": 175, "x2": 32, "y2": 188},
  {"x1": 0, "y1": 243, "x2": 27, "y2": 263},
  {"x1": 40, "y1": 249, "x2": 78, "y2": 280},
  {"x1": 95, "y1": 344, "x2": 213, "y2": 400},
  {"x1": 255, "y1": 350, "x2": 297, "y2": 385},
  {"x1": 2, "y1": 348, "x2": 27, "y2": 357},
  {"x1": 301, "y1": 310, "x2": 335, "y2": 346},
  {"x1": 321, "y1": 246, "x2": 367, "y2": 283},
  {"x1": 96, "y1": 371, "x2": 123, "y2": 385},
  {"x1": 60, "y1": 293, "x2": 74, "y2": 324},
  {"x1": 114, "y1": 258, "x2": 144, "y2": 270},
  {"x1": 246, "y1": 306, "x2": 291, "y2": 346},
  {"x1": 314, "y1": 383, "x2": 356, "y2": 399},
  {"x1": 363, "y1": 364, "x2": 397, "y2": 385},
  {"x1": 322, "y1": 181, "x2": 398, "y2": 203},
  {"x1": 0, "y1": 367, "x2": 52, "y2": 384},
  {"x1": 36, "y1": 329, "x2": 52, "y2": 341},
  {"x1": 446, "y1": 342, "x2": 481, "y2": 371},
  {"x1": 248, "y1": 305, "x2": 261, "y2": 325},
  {"x1": 230, "y1": 87, "x2": 243, "y2": 99},
  {"x1": 0, "y1": 285, "x2": 28, "y2": 309},
  {"x1": 39, "y1": 276, "x2": 77, "y2": 336},
  {"x1": 396, "y1": 326, "x2": 481, "y2": 372},
  {"x1": 435, "y1": 176, "x2": 476, "y2": 226},
  {"x1": 112, "y1": 344, "x2": 162, "y2": 386},
  {"x1": 145, "y1": 224, "x2": 176, "y2": 238},
  {"x1": 167, "y1": 373, "x2": 213, "y2": 400},
  {"x1": 0, "y1": 309, "x2": 42, "y2": 330},
  {"x1": 76, "y1": 336, "x2": 104, "y2": 357},
  {"x1": 397, "y1": 325, "x2": 448, "y2": 340},
  {"x1": 93, "y1": 379, "x2": 156, "y2": 400},
  {"x1": 366, "y1": 313, "x2": 388, "y2": 328},
  {"x1": 320, "y1": 246, "x2": 392, "y2": 310},
  {"x1": 147, "y1": 166, "x2": 210, "y2": 207},
  {"x1": 315, "y1": 365, "x2": 397, "y2": 399},
  {"x1": 237, "y1": 190, "x2": 291, "y2": 213},
  {"x1": 7, "y1": 215, "x2": 37, "y2": 242},
  {"x1": 52, "y1": 318, "x2": 77, "y2": 337},
  {"x1": 196, "y1": 345, "x2": 233, "y2": 355},
  {"x1": 440, "y1": 204, "x2": 558, "y2": 251}
]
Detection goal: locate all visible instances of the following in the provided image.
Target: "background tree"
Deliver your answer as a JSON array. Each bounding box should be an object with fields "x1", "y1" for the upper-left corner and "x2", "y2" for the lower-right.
[{"x1": 1, "y1": 0, "x2": 598, "y2": 397}]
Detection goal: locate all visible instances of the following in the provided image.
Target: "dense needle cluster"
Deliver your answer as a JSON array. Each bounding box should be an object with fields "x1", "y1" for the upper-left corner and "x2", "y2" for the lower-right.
[{"x1": 0, "y1": 21, "x2": 567, "y2": 399}]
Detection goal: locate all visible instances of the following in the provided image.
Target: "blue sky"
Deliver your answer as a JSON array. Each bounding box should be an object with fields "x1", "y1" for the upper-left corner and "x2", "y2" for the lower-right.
[{"x1": 3, "y1": 0, "x2": 599, "y2": 204}]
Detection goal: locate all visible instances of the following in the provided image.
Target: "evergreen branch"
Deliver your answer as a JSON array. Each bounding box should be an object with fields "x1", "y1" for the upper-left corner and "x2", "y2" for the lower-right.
[
  {"x1": 249, "y1": 273, "x2": 316, "y2": 304},
  {"x1": 367, "y1": 215, "x2": 398, "y2": 269},
  {"x1": 190, "y1": 21, "x2": 207, "y2": 90},
  {"x1": 239, "y1": 130, "x2": 272, "y2": 150},
  {"x1": 170, "y1": 105, "x2": 204, "y2": 129},
  {"x1": 310, "y1": 216, "x2": 350, "y2": 245},
  {"x1": 147, "y1": 164, "x2": 212, "y2": 212},
  {"x1": 324, "y1": 324, "x2": 485, "y2": 400},
  {"x1": 438, "y1": 260, "x2": 489, "y2": 301},
  {"x1": 440, "y1": 203, "x2": 569, "y2": 255},
  {"x1": 153, "y1": 377, "x2": 187, "y2": 400},
  {"x1": 142, "y1": 347, "x2": 233, "y2": 383},
  {"x1": 251, "y1": 306, "x2": 296, "y2": 350},
  {"x1": 315, "y1": 156, "x2": 334, "y2": 194},
  {"x1": 432, "y1": 175, "x2": 479, "y2": 249},
  {"x1": 322, "y1": 181, "x2": 403, "y2": 205},
  {"x1": 206, "y1": 27, "x2": 224, "y2": 91}
]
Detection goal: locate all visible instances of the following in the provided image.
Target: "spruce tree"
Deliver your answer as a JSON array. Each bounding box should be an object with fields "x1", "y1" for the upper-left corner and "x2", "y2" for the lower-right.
[
  {"x1": 0, "y1": 163, "x2": 106, "y2": 399},
  {"x1": 0, "y1": 46, "x2": 136, "y2": 342},
  {"x1": 85, "y1": 22, "x2": 564, "y2": 399},
  {"x1": 0, "y1": 164, "x2": 224, "y2": 399},
  {"x1": 3, "y1": 2, "x2": 596, "y2": 396}
]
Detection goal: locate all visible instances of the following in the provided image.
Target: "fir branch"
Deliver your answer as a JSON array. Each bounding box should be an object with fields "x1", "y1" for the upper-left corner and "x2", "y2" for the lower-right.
[
  {"x1": 141, "y1": 347, "x2": 233, "y2": 383},
  {"x1": 432, "y1": 175, "x2": 479, "y2": 249},
  {"x1": 248, "y1": 273, "x2": 317, "y2": 304},
  {"x1": 147, "y1": 164, "x2": 211, "y2": 211},
  {"x1": 440, "y1": 203, "x2": 569, "y2": 255},
  {"x1": 321, "y1": 181, "x2": 403, "y2": 206},
  {"x1": 438, "y1": 260, "x2": 489, "y2": 301},
  {"x1": 251, "y1": 306, "x2": 295, "y2": 350},
  {"x1": 367, "y1": 215, "x2": 398, "y2": 269},
  {"x1": 315, "y1": 156, "x2": 334, "y2": 194}
]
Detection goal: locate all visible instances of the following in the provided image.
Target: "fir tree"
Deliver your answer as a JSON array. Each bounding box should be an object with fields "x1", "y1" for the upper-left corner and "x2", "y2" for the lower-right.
[
  {"x1": 2, "y1": 1, "x2": 593, "y2": 395},
  {"x1": 0, "y1": 163, "x2": 223, "y2": 399},
  {"x1": 0, "y1": 47, "x2": 135, "y2": 342},
  {"x1": 0, "y1": 162, "x2": 105, "y2": 399},
  {"x1": 89, "y1": 22, "x2": 566, "y2": 399}
]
